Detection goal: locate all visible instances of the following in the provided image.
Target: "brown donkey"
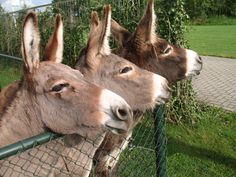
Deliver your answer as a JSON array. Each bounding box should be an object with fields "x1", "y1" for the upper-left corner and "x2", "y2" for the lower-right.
[
  {"x1": 74, "y1": 5, "x2": 171, "y2": 177},
  {"x1": 0, "y1": 12, "x2": 133, "y2": 177},
  {"x1": 111, "y1": 0, "x2": 202, "y2": 84},
  {"x1": 93, "y1": 0, "x2": 203, "y2": 176}
]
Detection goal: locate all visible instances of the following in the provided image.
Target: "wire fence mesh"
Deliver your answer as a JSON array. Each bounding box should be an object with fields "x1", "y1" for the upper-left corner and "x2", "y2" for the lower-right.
[
  {"x1": 0, "y1": 109, "x2": 166, "y2": 177},
  {"x1": 0, "y1": 0, "x2": 167, "y2": 176}
]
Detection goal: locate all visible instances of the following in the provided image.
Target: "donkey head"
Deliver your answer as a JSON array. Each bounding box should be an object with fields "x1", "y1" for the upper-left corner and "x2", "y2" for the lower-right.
[
  {"x1": 75, "y1": 5, "x2": 170, "y2": 115},
  {"x1": 111, "y1": 0, "x2": 202, "y2": 84},
  {"x1": 20, "y1": 12, "x2": 133, "y2": 138}
]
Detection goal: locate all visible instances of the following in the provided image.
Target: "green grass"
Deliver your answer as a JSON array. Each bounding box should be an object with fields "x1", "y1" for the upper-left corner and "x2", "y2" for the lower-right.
[
  {"x1": 118, "y1": 111, "x2": 157, "y2": 177},
  {"x1": 167, "y1": 105, "x2": 236, "y2": 177},
  {"x1": 185, "y1": 25, "x2": 236, "y2": 58},
  {"x1": 0, "y1": 58, "x2": 22, "y2": 89}
]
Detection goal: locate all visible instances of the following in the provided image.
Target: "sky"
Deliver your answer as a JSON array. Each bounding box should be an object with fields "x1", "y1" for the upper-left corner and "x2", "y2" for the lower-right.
[{"x1": 0, "y1": 0, "x2": 52, "y2": 12}]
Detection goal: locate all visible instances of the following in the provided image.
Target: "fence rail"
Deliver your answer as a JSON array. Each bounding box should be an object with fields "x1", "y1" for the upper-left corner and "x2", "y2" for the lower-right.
[
  {"x1": 0, "y1": 132, "x2": 61, "y2": 160},
  {"x1": 0, "y1": 54, "x2": 22, "y2": 61}
]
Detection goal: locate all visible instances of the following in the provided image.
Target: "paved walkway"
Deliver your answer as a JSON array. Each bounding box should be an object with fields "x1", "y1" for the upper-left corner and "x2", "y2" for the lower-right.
[{"x1": 192, "y1": 56, "x2": 236, "y2": 112}]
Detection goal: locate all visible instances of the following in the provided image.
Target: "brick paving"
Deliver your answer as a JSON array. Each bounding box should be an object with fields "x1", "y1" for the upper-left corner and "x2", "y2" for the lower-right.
[{"x1": 192, "y1": 56, "x2": 236, "y2": 112}]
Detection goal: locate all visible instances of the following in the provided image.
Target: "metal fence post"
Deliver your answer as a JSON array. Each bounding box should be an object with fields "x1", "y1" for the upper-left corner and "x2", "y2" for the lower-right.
[{"x1": 154, "y1": 104, "x2": 167, "y2": 177}]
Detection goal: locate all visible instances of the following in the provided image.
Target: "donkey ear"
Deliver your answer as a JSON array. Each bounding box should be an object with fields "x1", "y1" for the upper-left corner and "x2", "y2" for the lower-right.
[
  {"x1": 134, "y1": 0, "x2": 157, "y2": 45},
  {"x1": 85, "y1": 5, "x2": 111, "y2": 68},
  {"x1": 90, "y1": 10, "x2": 100, "y2": 32},
  {"x1": 111, "y1": 19, "x2": 132, "y2": 46},
  {"x1": 43, "y1": 14, "x2": 63, "y2": 63},
  {"x1": 100, "y1": 5, "x2": 112, "y2": 55},
  {"x1": 21, "y1": 12, "x2": 40, "y2": 73}
]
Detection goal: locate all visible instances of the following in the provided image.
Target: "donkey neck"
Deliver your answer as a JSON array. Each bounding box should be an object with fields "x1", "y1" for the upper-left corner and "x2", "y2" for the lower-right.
[{"x1": 0, "y1": 88, "x2": 45, "y2": 147}]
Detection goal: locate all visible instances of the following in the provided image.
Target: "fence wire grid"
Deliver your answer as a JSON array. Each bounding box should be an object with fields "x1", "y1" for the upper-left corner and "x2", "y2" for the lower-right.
[
  {"x1": 0, "y1": 0, "x2": 167, "y2": 176},
  {"x1": 0, "y1": 104, "x2": 166, "y2": 177}
]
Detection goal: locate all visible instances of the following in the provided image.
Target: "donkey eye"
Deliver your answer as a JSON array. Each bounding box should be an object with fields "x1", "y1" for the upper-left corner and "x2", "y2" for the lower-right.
[
  {"x1": 120, "y1": 66, "x2": 133, "y2": 74},
  {"x1": 163, "y1": 47, "x2": 172, "y2": 54},
  {"x1": 51, "y1": 83, "x2": 69, "y2": 92}
]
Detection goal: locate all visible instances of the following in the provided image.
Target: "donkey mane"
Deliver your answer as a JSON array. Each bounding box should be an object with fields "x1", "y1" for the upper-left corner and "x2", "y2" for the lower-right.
[
  {"x1": 0, "y1": 80, "x2": 23, "y2": 118},
  {"x1": 75, "y1": 48, "x2": 92, "y2": 72}
]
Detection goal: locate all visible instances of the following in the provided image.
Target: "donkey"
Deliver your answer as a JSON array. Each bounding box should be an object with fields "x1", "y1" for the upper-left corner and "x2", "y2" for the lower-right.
[
  {"x1": 111, "y1": 0, "x2": 202, "y2": 84},
  {"x1": 0, "y1": 12, "x2": 133, "y2": 177},
  {"x1": 93, "y1": 0, "x2": 203, "y2": 176},
  {"x1": 74, "y1": 5, "x2": 171, "y2": 177}
]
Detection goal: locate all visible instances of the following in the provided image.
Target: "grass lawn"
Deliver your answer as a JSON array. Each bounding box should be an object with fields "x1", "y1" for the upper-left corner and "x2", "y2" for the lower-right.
[
  {"x1": 185, "y1": 25, "x2": 236, "y2": 58},
  {"x1": 167, "y1": 105, "x2": 236, "y2": 177},
  {"x1": 0, "y1": 58, "x2": 22, "y2": 89}
]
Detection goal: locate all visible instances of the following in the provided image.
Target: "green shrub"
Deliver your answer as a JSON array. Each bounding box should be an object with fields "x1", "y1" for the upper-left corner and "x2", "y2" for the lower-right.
[
  {"x1": 188, "y1": 15, "x2": 236, "y2": 25},
  {"x1": 156, "y1": 0, "x2": 201, "y2": 124},
  {"x1": 184, "y1": 0, "x2": 236, "y2": 21}
]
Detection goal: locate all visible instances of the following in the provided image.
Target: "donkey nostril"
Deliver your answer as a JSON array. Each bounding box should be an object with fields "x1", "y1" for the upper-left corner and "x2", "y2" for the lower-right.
[
  {"x1": 118, "y1": 108, "x2": 127, "y2": 117},
  {"x1": 116, "y1": 107, "x2": 128, "y2": 120},
  {"x1": 115, "y1": 106, "x2": 132, "y2": 121},
  {"x1": 198, "y1": 56, "x2": 202, "y2": 64}
]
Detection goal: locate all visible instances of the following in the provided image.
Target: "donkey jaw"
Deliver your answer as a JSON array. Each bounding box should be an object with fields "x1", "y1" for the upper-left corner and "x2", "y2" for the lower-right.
[
  {"x1": 152, "y1": 74, "x2": 171, "y2": 105},
  {"x1": 185, "y1": 49, "x2": 203, "y2": 77},
  {"x1": 99, "y1": 89, "x2": 133, "y2": 135}
]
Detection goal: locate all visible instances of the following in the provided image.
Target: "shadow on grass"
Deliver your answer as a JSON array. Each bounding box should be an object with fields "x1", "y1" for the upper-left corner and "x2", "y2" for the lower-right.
[{"x1": 167, "y1": 136, "x2": 236, "y2": 172}]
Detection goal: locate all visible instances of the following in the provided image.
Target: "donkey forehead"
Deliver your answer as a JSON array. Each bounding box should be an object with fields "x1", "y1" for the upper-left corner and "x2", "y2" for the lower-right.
[
  {"x1": 101, "y1": 53, "x2": 137, "y2": 68},
  {"x1": 34, "y1": 62, "x2": 84, "y2": 82},
  {"x1": 123, "y1": 37, "x2": 169, "y2": 56},
  {"x1": 155, "y1": 38, "x2": 169, "y2": 49}
]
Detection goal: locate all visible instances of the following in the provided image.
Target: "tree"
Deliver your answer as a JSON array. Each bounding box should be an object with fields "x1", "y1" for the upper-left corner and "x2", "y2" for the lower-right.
[{"x1": 184, "y1": 0, "x2": 236, "y2": 20}]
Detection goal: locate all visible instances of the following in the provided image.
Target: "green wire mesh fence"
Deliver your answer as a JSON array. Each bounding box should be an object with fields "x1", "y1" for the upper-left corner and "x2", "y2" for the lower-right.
[
  {"x1": 0, "y1": 0, "x2": 167, "y2": 176},
  {"x1": 0, "y1": 106, "x2": 166, "y2": 177}
]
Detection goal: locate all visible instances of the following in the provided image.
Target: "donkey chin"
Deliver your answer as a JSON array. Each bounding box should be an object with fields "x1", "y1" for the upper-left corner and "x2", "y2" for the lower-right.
[{"x1": 185, "y1": 49, "x2": 203, "y2": 77}]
